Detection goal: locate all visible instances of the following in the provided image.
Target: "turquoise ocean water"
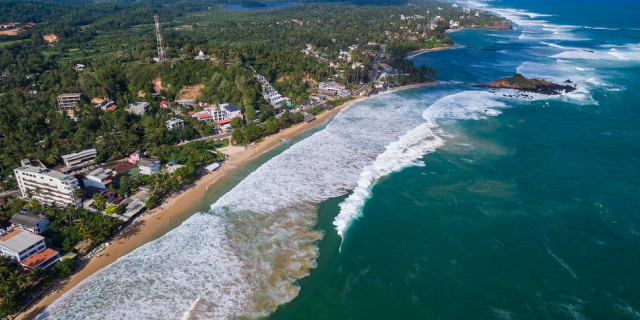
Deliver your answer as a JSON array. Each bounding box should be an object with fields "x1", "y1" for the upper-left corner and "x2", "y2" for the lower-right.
[
  {"x1": 271, "y1": 0, "x2": 640, "y2": 319},
  {"x1": 42, "y1": 0, "x2": 640, "y2": 319}
]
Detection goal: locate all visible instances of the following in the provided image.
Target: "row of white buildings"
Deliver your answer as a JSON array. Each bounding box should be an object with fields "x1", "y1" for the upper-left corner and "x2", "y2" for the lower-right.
[
  {"x1": 254, "y1": 74, "x2": 289, "y2": 108},
  {"x1": 191, "y1": 103, "x2": 243, "y2": 128}
]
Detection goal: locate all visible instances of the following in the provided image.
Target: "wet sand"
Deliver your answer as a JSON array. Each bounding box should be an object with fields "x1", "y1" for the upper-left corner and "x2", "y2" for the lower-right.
[
  {"x1": 16, "y1": 83, "x2": 438, "y2": 320},
  {"x1": 15, "y1": 99, "x2": 358, "y2": 320}
]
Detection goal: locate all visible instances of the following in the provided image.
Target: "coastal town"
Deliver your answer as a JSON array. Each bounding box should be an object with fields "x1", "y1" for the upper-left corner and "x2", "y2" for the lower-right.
[{"x1": 0, "y1": 0, "x2": 512, "y2": 318}]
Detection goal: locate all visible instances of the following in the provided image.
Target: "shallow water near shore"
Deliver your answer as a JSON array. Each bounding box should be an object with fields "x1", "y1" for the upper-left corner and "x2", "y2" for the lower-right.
[{"x1": 42, "y1": 0, "x2": 640, "y2": 319}]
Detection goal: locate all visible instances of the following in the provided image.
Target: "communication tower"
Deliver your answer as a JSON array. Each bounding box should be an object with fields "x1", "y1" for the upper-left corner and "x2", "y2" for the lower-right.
[{"x1": 154, "y1": 15, "x2": 166, "y2": 61}]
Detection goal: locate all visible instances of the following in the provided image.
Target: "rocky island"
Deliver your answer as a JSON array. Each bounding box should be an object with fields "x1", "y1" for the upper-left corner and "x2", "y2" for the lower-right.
[{"x1": 481, "y1": 73, "x2": 576, "y2": 95}]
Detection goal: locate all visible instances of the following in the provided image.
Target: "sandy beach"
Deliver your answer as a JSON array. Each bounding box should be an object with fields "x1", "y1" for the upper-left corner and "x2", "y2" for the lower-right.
[
  {"x1": 405, "y1": 45, "x2": 461, "y2": 59},
  {"x1": 15, "y1": 83, "x2": 438, "y2": 320},
  {"x1": 15, "y1": 96, "x2": 360, "y2": 320}
]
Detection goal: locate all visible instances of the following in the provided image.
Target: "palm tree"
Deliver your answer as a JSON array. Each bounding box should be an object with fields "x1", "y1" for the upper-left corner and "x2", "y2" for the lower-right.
[
  {"x1": 72, "y1": 188, "x2": 83, "y2": 205},
  {"x1": 7, "y1": 269, "x2": 26, "y2": 287},
  {"x1": 25, "y1": 188, "x2": 34, "y2": 200},
  {"x1": 95, "y1": 224, "x2": 111, "y2": 242},
  {"x1": 46, "y1": 152, "x2": 59, "y2": 166},
  {"x1": 92, "y1": 193, "x2": 106, "y2": 210},
  {"x1": 0, "y1": 257, "x2": 14, "y2": 284},
  {"x1": 27, "y1": 267, "x2": 44, "y2": 283}
]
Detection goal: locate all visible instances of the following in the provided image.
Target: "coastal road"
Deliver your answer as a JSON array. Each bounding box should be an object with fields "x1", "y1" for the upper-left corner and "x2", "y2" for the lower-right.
[
  {"x1": 178, "y1": 132, "x2": 232, "y2": 146},
  {"x1": 353, "y1": 44, "x2": 386, "y2": 96}
]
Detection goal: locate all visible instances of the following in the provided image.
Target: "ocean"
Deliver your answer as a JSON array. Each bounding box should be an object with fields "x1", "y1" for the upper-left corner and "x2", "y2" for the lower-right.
[{"x1": 42, "y1": 0, "x2": 640, "y2": 319}]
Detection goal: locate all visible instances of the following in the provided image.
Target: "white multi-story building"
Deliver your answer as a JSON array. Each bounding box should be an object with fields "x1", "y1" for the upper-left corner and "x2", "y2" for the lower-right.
[
  {"x1": 0, "y1": 228, "x2": 60, "y2": 269},
  {"x1": 14, "y1": 165, "x2": 81, "y2": 208},
  {"x1": 197, "y1": 103, "x2": 243, "y2": 125},
  {"x1": 166, "y1": 118, "x2": 185, "y2": 130},
  {"x1": 319, "y1": 81, "x2": 347, "y2": 96},
  {"x1": 62, "y1": 148, "x2": 97, "y2": 169},
  {"x1": 84, "y1": 168, "x2": 116, "y2": 190},
  {"x1": 57, "y1": 93, "x2": 82, "y2": 116}
]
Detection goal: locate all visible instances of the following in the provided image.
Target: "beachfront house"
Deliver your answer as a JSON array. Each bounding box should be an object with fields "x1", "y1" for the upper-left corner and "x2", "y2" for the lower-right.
[
  {"x1": 138, "y1": 159, "x2": 161, "y2": 175},
  {"x1": 318, "y1": 81, "x2": 347, "y2": 96},
  {"x1": 193, "y1": 104, "x2": 243, "y2": 126},
  {"x1": 164, "y1": 162, "x2": 185, "y2": 174},
  {"x1": 0, "y1": 228, "x2": 60, "y2": 269}
]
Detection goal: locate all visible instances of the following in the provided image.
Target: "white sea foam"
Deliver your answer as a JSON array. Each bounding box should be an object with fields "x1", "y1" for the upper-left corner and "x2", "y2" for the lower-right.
[
  {"x1": 584, "y1": 26, "x2": 619, "y2": 31},
  {"x1": 551, "y1": 45, "x2": 640, "y2": 62},
  {"x1": 540, "y1": 41, "x2": 569, "y2": 49},
  {"x1": 334, "y1": 123, "x2": 444, "y2": 237},
  {"x1": 44, "y1": 90, "x2": 443, "y2": 319},
  {"x1": 334, "y1": 91, "x2": 508, "y2": 237}
]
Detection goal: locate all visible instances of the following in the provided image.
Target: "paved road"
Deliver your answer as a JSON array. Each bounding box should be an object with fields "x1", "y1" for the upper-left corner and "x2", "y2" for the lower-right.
[
  {"x1": 179, "y1": 132, "x2": 232, "y2": 145},
  {"x1": 354, "y1": 44, "x2": 386, "y2": 96}
]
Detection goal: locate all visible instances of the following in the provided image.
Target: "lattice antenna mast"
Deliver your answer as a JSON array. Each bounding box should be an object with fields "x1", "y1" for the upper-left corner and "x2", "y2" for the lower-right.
[{"x1": 155, "y1": 15, "x2": 166, "y2": 61}]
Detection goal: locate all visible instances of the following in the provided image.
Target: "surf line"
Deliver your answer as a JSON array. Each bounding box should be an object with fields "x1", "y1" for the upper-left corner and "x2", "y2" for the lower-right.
[{"x1": 334, "y1": 122, "x2": 444, "y2": 251}]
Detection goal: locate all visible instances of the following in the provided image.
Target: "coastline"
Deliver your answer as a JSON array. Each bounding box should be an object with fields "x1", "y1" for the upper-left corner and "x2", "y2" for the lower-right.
[
  {"x1": 15, "y1": 83, "x2": 435, "y2": 320},
  {"x1": 405, "y1": 45, "x2": 460, "y2": 59},
  {"x1": 14, "y1": 99, "x2": 356, "y2": 320}
]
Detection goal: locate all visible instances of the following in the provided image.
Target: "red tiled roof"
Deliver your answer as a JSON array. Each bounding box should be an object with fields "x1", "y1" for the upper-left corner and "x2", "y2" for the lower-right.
[
  {"x1": 105, "y1": 105, "x2": 118, "y2": 111},
  {"x1": 197, "y1": 113, "x2": 212, "y2": 120},
  {"x1": 21, "y1": 248, "x2": 59, "y2": 268},
  {"x1": 112, "y1": 196, "x2": 125, "y2": 205},
  {"x1": 112, "y1": 161, "x2": 136, "y2": 174}
]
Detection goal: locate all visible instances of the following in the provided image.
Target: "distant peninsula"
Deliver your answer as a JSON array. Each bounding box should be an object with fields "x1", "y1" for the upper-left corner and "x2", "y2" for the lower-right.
[
  {"x1": 242, "y1": 1, "x2": 267, "y2": 7},
  {"x1": 481, "y1": 73, "x2": 576, "y2": 95}
]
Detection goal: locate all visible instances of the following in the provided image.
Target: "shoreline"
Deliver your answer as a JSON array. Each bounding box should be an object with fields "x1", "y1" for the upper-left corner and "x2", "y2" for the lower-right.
[
  {"x1": 14, "y1": 99, "x2": 357, "y2": 320},
  {"x1": 15, "y1": 83, "x2": 434, "y2": 320},
  {"x1": 405, "y1": 45, "x2": 461, "y2": 59}
]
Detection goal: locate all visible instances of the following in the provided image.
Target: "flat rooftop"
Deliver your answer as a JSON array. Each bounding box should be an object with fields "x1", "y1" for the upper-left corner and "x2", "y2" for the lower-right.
[{"x1": 0, "y1": 228, "x2": 44, "y2": 253}]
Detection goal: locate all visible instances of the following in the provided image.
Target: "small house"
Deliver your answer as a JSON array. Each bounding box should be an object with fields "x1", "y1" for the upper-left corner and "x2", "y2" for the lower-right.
[{"x1": 138, "y1": 158, "x2": 161, "y2": 175}]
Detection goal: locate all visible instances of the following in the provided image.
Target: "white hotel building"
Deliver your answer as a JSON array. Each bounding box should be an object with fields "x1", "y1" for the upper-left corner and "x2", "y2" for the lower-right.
[{"x1": 14, "y1": 165, "x2": 82, "y2": 208}]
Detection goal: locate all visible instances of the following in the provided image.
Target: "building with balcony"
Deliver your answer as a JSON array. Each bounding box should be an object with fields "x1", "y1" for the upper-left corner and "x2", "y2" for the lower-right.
[
  {"x1": 14, "y1": 165, "x2": 81, "y2": 208},
  {"x1": 165, "y1": 118, "x2": 185, "y2": 131},
  {"x1": 62, "y1": 148, "x2": 97, "y2": 170},
  {"x1": 0, "y1": 228, "x2": 60, "y2": 269},
  {"x1": 57, "y1": 93, "x2": 83, "y2": 116},
  {"x1": 319, "y1": 81, "x2": 347, "y2": 96}
]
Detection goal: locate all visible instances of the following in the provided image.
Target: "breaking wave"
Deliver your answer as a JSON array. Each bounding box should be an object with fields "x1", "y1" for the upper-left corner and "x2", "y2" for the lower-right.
[
  {"x1": 334, "y1": 90, "x2": 508, "y2": 238},
  {"x1": 43, "y1": 90, "x2": 444, "y2": 319}
]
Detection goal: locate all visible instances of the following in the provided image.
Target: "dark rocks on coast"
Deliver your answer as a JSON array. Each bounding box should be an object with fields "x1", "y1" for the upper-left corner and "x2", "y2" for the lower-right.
[{"x1": 479, "y1": 73, "x2": 577, "y2": 95}]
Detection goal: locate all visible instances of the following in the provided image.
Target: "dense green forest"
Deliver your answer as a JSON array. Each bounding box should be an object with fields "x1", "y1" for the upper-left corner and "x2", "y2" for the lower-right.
[{"x1": 0, "y1": 0, "x2": 507, "y2": 175}]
